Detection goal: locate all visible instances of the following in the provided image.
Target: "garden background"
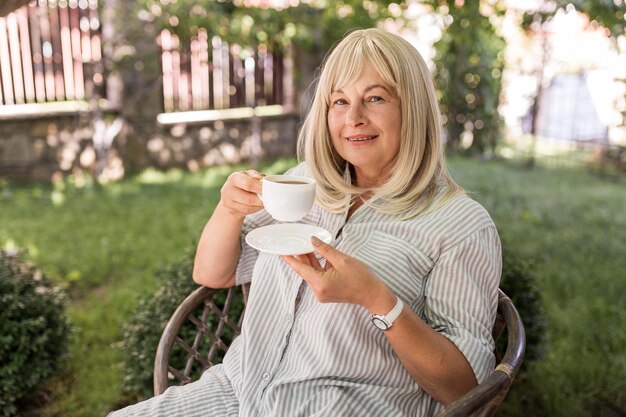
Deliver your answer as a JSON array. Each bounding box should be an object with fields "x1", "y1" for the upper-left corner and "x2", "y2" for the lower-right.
[{"x1": 0, "y1": 0, "x2": 625, "y2": 416}]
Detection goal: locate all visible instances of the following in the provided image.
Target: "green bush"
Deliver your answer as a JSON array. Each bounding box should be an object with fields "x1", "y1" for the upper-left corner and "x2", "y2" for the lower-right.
[
  {"x1": 0, "y1": 250, "x2": 71, "y2": 417},
  {"x1": 119, "y1": 248, "x2": 245, "y2": 402},
  {"x1": 500, "y1": 243, "x2": 546, "y2": 365},
  {"x1": 119, "y1": 248, "x2": 199, "y2": 401}
]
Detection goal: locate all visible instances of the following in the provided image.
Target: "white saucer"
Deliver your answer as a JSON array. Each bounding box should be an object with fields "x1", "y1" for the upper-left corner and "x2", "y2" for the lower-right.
[{"x1": 245, "y1": 223, "x2": 333, "y2": 255}]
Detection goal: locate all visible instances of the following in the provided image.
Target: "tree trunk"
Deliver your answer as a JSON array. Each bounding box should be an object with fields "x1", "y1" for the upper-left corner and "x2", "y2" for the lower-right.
[
  {"x1": 99, "y1": 0, "x2": 163, "y2": 176},
  {"x1": 0, "y1": 0, "x2": 31, "y2": 17}
]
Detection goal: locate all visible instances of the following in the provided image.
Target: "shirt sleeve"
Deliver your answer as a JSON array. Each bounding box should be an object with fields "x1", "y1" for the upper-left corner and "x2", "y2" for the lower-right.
[
  {"x1": 235, "y1": 209, "x2": 274, "y2": 285},
  {"x1": 424, "y1": 226, "x2": 502, "y2": 383}
]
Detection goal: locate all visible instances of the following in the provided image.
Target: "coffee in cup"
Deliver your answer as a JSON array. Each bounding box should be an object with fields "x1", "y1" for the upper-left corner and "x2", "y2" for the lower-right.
[{"x1": 259, "y1": 175, "x2": 316, "y2": 222}]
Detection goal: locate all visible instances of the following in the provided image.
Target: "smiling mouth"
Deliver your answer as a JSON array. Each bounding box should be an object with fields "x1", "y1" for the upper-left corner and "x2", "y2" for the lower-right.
[{"x1": 346, "y1": 135, "x2": 378, "y2": 142}]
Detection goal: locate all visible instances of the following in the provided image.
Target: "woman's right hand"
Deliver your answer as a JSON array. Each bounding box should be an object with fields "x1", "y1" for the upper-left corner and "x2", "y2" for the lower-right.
[
  {"x1": 219, "y1": 169, "x2": 265, "y2": 219},
  {"x1": 194, "y1": 169, "x2": 264, "y2": 287}
]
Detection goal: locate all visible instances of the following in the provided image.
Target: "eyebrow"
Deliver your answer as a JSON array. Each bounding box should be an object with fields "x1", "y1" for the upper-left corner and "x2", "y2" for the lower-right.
[{"x1": 333, "y1": 84, "x2": 392, "y2": 95}]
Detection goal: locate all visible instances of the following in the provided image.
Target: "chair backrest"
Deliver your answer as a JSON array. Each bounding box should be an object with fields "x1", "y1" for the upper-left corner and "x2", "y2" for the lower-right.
[
  {"x1": 154, "y1": 287, "x2": 525, "y2": 416},
  {"x1": 153, "y1": 283, "x2": 250, "y2": 395}
]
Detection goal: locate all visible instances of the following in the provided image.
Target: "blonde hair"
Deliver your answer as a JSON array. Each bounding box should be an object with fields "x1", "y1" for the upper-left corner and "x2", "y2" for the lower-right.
[{"x1": 297, "y1": 28, "x2": 463, "y2": 219}]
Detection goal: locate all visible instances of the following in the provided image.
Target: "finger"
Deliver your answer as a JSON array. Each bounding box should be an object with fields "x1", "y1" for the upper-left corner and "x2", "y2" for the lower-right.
[
  {"x1": 311, "y1": 236, "x2": 345, "y2": 267},
  {"x1": 244, "y1": 169, "x2": 266, "y2": 180},
  {"x1": 282, "y1": 255, "x2": 322, "y2": 280},
  {"x1": 223, "y1": 199, "x2": 262, "y2": 216},
  {"x1": 230, "y1": 188, "x2": 264, "y2": 207},
  {"x1": 305, "y1": 252, "x2": 324, "y2": 272},
  {"x1": 222, "y1": 186, "x2": 263, "y2": 208},
  {"x1": 295, "y1": 254, "x2": 312, "y2": 266},
  {"x1": 230, "y1": 171, "x2": 263, "y2": 194},
  {"x1": 323, "y1": 259, "x2": 334, "y2": 272}
]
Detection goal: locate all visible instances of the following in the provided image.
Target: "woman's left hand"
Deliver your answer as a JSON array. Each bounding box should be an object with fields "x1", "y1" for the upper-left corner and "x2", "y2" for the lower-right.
[
  {"x1": 285, "y1": 237, "x2": 479, "y2": 405},
  {"x1": 282, "y1": 237, "x2": 392, "y2": 310}
]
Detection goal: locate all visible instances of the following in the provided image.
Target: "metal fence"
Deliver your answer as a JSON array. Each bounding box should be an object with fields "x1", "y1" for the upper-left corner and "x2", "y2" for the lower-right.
[{"x1": 0, "y1": 0, "x2": 103, "y2": 106}]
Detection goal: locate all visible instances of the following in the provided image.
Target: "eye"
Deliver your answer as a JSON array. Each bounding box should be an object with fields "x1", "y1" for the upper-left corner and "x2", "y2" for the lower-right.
[
  {"x1": 368, "y1": 95, "x2": 384, "y2": 103},
  {"x1": 332, "y1": 98, "x2": 348, "y2": 106}
]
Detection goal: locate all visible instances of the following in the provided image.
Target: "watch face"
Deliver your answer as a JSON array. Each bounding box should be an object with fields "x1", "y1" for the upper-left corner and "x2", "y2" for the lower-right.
[{"x1": 371, "y1": 316, "x2": 389, "y2": 331}]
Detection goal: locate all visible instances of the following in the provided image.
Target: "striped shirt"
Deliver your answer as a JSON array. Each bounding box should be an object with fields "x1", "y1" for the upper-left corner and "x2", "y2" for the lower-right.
[
  {"x1": 228, "y1": 163, "x2": 501, "y2": 416},
  {"x1": 108, "y1": 162, "x2": 501, "y2": 417}
]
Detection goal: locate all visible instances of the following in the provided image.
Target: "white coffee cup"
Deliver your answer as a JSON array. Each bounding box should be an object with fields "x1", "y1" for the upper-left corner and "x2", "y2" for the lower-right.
[{"x1": 259, "y1": 175, "x2": 316, "y2": 222}]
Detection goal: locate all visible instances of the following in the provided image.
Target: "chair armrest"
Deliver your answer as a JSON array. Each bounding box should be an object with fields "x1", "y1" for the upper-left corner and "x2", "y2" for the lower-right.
[
  {"x1": 435, "y1": 372, "x2": 511, "y2": 417},
  {"x1": 153, "y1": 286, "x2": 220, "y2": 396},
  {"x1": 435, "y1": 290, "x2": 526, "y2": 417}
]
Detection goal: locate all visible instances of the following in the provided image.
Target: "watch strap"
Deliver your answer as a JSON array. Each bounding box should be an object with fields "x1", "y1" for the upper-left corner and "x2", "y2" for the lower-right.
[
  {"x1": 371, "y1": 296, "x2": 404, "y2": 330},
  {"x1": 384, "y1": 296, "x2": 404, "y2": 324}
]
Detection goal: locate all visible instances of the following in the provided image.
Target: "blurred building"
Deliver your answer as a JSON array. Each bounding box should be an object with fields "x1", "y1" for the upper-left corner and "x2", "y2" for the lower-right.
[{"x1": 499, "y1": 3, "x2": 626, "y2": 150}]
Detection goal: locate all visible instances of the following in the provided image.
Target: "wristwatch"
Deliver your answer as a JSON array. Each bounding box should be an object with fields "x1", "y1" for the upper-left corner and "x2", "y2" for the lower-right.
[{"x1": 371, "y1": 296, "x2": 404, "y2": 331}]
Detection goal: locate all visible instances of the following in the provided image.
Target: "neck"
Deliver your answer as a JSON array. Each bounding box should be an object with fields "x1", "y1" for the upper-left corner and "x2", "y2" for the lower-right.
[{"x1": 353, "y1": 167, "x2": 389, "y2": 188}]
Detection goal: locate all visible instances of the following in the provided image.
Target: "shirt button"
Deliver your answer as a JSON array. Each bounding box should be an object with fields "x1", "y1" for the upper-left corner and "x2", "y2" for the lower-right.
[{"x1": 262, "y1": 372, "x2": 271, "y2": 381}]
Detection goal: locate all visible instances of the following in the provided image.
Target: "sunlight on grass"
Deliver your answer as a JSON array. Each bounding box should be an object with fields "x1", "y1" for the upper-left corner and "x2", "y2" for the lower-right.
[
  {"x1": 136, "y1": 168, "x2": 186, "y2": 184},
  {"x1": 448, "y1": 156, "x2": 626, "y2": 416},
  {"x1": 2, "y1": 238, "x2": 19, "y2": 251},
  {"x1": 0, "y1": 159, "x2": 298, "y2": 417},
  {"x1": 1, "y1": 157, "x2": 624, "y2": 416}
]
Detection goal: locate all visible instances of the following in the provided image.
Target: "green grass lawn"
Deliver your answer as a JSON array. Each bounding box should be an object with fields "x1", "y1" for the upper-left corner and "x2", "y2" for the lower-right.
[
  {"x1": 1, "y1": 156, "x2": 624, "y2": 416},
  {"x1": 449, "y1": 158, "x2": 626, "y2": 416}
]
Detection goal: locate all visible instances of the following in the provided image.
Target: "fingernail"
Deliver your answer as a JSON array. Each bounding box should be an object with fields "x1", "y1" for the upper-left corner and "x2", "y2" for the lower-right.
[{"x1": 311, "y1": 236, "x2": 323, "y2": 246}]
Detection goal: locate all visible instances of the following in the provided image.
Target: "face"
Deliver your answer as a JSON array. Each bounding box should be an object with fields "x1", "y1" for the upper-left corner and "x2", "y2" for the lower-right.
[{"x1": 327, "y1": 64, "x2": 402, "y2": 187}]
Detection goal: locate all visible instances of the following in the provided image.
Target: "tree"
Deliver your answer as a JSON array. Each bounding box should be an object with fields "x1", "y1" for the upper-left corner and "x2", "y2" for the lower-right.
[
  {"x1": 424, "y1": 0, "x2": 624, "y2": 156},
  {"x1": 518, "y1": 1, "x2": 625, "y2": 167},
  {"x1": 0, "y1": 0, "x2": 30, "y2": 17},
  {"x1": 521, "y1": 0, "x2": 625, "y2": 41},
  {"x1": 127, "y1": 0, "x2": 405, "y2": 50},
  {"x1": 427, "y1": 0, "x2": 506, "y2": 155}
]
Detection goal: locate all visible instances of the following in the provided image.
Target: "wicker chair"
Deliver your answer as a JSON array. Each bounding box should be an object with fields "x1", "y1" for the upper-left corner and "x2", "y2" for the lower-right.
[{"x1": 154, "y1": 286, "x2": 525, "y2": 417}]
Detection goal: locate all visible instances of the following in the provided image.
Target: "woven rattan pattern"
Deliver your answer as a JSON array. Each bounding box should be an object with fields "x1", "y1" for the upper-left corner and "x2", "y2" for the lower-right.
[
  {"x1": 155, "y1": 286, "x2": 524, "y2": 417},
  {"x1": 166, "y1": 286, "x2": 245, "y2": 386}
]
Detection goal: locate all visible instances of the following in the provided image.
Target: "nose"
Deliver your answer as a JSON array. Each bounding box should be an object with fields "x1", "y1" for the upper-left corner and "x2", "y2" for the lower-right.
[{"x1": 346, "y1": 102, "x2": 366, "y2": 126}]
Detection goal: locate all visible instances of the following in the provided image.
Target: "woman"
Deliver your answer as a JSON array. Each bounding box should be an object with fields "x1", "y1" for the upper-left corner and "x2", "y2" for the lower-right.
[{"x1": 110, "y1": 28, "x2": 501, "y2": 417}]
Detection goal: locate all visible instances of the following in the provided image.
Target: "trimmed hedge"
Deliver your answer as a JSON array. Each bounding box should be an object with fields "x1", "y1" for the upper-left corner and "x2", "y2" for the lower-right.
[
  {"x1": 119, "y1": 248, "x2": 245, "y2": 402},
  {"x1": 120, "y1": 244, "x2": 544, "y2": 401},
  {"x1": 0, "y1": 250, "x2": 71, "y2": 417},
  {"x1": 118, "y1": 248, "x2": 200, "y2": 401},
  {"x1": 500, "y1": 244, "x2": 546, "y2": 365}
]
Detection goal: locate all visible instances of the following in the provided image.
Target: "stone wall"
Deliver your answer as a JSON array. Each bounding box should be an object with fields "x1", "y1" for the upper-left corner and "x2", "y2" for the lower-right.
[
  {"x1": 0, "y1": 111, "x2": 300, "y2": 182},
  {"x1": 138, "y1": 113, "x2": 300, "y2": 173},
  {"x1": 0, "y1": 0, "x2": 312, "y2": 183},
  {"x1": 0, "y1": 111, "x2": 94, "y2": 181}
]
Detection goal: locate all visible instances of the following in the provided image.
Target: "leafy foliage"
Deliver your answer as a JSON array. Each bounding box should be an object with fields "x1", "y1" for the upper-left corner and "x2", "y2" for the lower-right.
[
  {"x1": 521, "y1": 0, "x2": 625, "y2": 40},
  {"x1": 426, "y1": 0, "x2": 623, "y2": 155},
  {"x1": 118, "y1": 247, "x2": 245, "y2": 401},
  {"x1": 116, "y1": 160, "x2": 293, "y2": 402},
  {"x1": 0, "y1": 250, "x2": 71, "y2": 417},
  {"x1": 129, "y1": 0, "x2": 405, "y2": 50},
  {"x1": 568, "y1": 0, "x2": 625, "y2": 39},
  {"x1": 429, "y1": 1, "x2": 506, "y2": 155},
  {"x1": 499, "y1": 244, "x2": 545, "y2": 366},
  {"x1": 3, "y1": 158, "x2": 624, "y2": 416},
  {"x1": 118, "y1": 247, "x2": 199, "y2": 400}
]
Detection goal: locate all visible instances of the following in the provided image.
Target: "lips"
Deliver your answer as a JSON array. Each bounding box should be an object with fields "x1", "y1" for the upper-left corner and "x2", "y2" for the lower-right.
[{"x1": 346, "y1": 135, "x2": 378, "y2": 142}]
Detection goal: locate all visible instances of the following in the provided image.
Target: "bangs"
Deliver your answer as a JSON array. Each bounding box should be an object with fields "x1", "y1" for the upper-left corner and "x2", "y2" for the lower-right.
[{"x1": 322, "y1": 33, "x2": 399, "y2": 100}]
